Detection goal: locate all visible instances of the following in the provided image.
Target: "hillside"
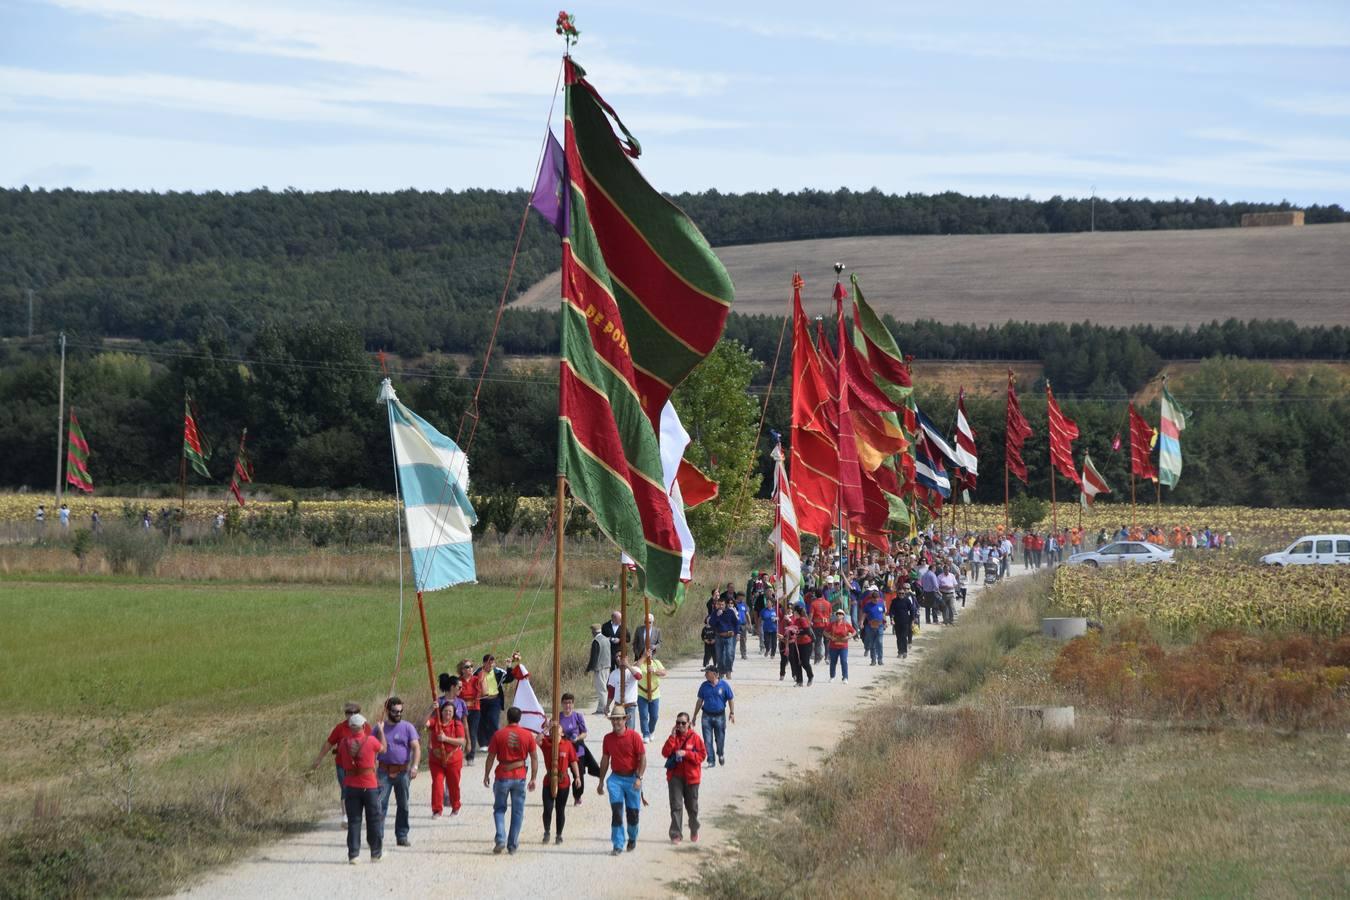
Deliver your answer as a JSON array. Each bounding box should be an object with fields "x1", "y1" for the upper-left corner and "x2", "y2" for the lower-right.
[{"x1": 514, "y1": 222, "x2": 1350, "y2": 327}]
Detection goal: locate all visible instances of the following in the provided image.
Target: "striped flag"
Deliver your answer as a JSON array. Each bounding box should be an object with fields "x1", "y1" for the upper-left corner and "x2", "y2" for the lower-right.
[
  {"x1": 65, "y1": 409, "x2": 93, "y2": 494},
  {"x1": 1158, "y1": 379, "x2": 1191, "y2": 488},
  {"x1": 1080, "y1": 452, "x2": 1112, "y2": 508},
  {"x1": 183, "y1": 399, "x2": 211, "y2": 478},
  {"x1": 767, "y1": 438, "x2": 801, "y2": 605},
  {"x1": 1045, "y1": 383, "x2": 1082, "y2": 487},
  {"x1": 914, "y1": 432, "x2": 952, "y2": 498},
  {"x1": 558, "y1": 57, "x2": 733, "y2": 605},
  {"x1": 381, "y1": 380, "x2": 477, "y2": 592},
  {"x1": 954, "y1": 388, "x2": 978, "y2": 490},
  {"x1": 229, "y1": 429, "x2": 253, "y2": 507}
]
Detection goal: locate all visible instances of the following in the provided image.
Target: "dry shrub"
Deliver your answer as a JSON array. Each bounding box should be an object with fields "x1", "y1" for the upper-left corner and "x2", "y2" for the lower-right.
[{"x1": 1051, "y1": 625, "x2": 1350, "y2": 730}]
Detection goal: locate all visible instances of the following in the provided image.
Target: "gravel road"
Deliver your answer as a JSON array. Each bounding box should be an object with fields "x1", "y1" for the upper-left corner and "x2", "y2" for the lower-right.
[{"x1": 178, "y1": 574, "x2": 1009, "y2": 899}]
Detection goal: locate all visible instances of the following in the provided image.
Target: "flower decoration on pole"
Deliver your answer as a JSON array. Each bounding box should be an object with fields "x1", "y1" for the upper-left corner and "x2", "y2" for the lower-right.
[{"x1": 555, "y1": 10, "x2": 580, "y2": 48}]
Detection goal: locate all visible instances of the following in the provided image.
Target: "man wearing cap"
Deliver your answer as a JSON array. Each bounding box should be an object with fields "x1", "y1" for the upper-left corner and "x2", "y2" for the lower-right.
[
  {"x1": 691, "y1": 666, "x2": 735, "y2": 766},
  {"x1": 334, "y1": 712, "x2": 387, "y2": 863},
  {"x1": 375, "y1": 696, "x2": 421, "y2": 848},
  {"x1": 808, "y1": 589, "x2": 833, "y2": 664},
  {"x1": 824, "y1": 609, "x2": 856, "y2": 683},
  {"x1": 661, "y1": 711, "x2": 707, "y2": 844},
  {"x1": 861, "y1": 589, "x2": 888, "y2": 665},
  {"x1": 308, "y1": 701, "x2": 370, "y2": 824},
  {"x1": 585, "y1": 624, "x2": 609, "y2": 714},
  {"x1": 596, "y1": 704, "x2": 646, "y2": 855},
  {"x1": 482, "y1": 706, "x2": 539, "y2": 855}
]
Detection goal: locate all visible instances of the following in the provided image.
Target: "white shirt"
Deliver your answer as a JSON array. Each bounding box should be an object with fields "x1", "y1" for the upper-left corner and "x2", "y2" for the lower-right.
[{"x1": 607, "y1": 667, "x2": 641, "y2": 706}]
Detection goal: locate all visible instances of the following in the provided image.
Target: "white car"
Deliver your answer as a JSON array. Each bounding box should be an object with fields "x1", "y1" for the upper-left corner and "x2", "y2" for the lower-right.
[
  {"x1": 1064, "y1": 541, "x2": 1175, "y2": 568},
  {"x1": 1260, "y1": 535, "x2": 1350, "y2": 566}
]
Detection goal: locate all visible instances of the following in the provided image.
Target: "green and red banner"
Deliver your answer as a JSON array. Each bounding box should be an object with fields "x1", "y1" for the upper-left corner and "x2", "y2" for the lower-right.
[
  {"x1": 558, "y1": 57, "x2": 733, "y2": 605},
  {"x1": 65, "y1": 408, "x2": 93, "y2": 494},
  {"x1": 229, "y1": 428, "x2": 253, "y2": 507},
  {"x1": 183, "y1": 399, "x2": 211, "y2": 478}
]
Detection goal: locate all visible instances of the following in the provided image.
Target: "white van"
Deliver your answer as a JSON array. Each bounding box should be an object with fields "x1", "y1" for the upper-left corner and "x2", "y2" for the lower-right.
[{"x1": 1260, "y1": 535, "x2": 1350, "y2": 566}]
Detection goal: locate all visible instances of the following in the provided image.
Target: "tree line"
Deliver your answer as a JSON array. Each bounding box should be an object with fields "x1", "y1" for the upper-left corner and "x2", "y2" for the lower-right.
[
  {"x1": 4, "y1": 327, "x2": 1347, "y2": 511},
  {"x1": 5, "y1": 187, "x2": 1346, "y2": 357}
]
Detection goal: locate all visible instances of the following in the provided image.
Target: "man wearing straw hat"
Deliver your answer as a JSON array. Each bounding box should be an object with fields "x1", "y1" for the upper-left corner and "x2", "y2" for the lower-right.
[{"x1": 595, "y1": 703, "x2": 646, "y2": 855}]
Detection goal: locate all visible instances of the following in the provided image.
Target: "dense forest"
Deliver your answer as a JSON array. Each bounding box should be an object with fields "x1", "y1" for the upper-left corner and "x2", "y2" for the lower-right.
[{"x1": 4, "y1": 187, "x2": 1347, "y2": 354}]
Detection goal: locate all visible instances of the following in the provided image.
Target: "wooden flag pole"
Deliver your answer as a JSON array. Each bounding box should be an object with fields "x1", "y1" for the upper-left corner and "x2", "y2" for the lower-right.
[
  {"x1": 1130, "y1": 472, "x2": 1137, "y2": 529},
  {"x1": 618, "y1": 562, "x2": 629, "y2": 714},
  {"x1": 55, "y1": 332, "x2": 66, "y2": 506},
  {"x1": 549, "y1": 474, "x2": 565, "y2": 798},
  {"x1": 415, "y1": 590, "x2": 436, "y2": 703}
]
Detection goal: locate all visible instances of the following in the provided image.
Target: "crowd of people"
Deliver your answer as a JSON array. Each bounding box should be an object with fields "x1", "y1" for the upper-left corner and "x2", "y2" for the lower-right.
[{"x1": 308, "y1": 518, "x2": 1243, "y2": 863}]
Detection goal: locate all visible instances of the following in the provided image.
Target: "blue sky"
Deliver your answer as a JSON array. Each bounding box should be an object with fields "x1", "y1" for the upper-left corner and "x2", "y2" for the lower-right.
[{"x1": 2, "y1": 0, "x2": 1348, "y2": 203}]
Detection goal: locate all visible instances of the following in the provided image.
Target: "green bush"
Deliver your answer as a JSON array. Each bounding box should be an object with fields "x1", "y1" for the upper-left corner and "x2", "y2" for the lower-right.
[{"x1": 99, "y1": 525, "x2": 166, "y2": 576}]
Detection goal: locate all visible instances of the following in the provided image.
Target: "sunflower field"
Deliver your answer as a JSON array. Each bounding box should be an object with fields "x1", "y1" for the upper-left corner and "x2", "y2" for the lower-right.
[{"x1": 1053, "y1": 558, "x2": 1350, "y2": 637}]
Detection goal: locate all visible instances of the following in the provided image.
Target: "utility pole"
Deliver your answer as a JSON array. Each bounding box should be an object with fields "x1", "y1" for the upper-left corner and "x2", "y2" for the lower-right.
[
  {"x1": 27, "y1": 288, "x2": 35, "y2": 338},
  {"x1": 55, "y1": 332, "x2": 66, "y2": 504}
]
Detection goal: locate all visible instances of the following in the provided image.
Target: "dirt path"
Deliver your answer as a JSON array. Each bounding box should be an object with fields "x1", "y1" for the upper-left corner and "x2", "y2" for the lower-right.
[{"x1": 178, "y1": 572, "x2": 1016, "y2": 899}]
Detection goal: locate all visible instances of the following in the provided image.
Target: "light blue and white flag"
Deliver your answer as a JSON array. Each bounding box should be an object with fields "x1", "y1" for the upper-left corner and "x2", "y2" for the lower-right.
[{"x1": 380, "y1": 379, "x2": 477, "y2": 591}]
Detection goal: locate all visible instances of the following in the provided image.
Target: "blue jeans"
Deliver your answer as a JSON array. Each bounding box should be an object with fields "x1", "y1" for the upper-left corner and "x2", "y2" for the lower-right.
[
  {"x1": 828, "y1": 646, "x2": 848, "y2": 680},
  {"x1": 343, "y1": 787, "x2": 382, "y2": 860},
  {"x1": 701, "y1": 711, "x2": 726, "y2": 763},
  {"x1": 716, "y1": 635, "x2": 736, "y2": 675},
  {"x1": 376, "y1": 768, "x2": 411, "y2": 841},
  {"x1": 492, "y1": 777, "x2": 526, "y2": 850},
  {"x1": 637, "y1": 696, "x2": 660, "y2": 739},
  {"x1": 478, "y1": 697, "x2": 502, "y2": 749},
  {"x1": 863, "y1": 624, "x2": 883, "y2": 663},
  {"x1": 606, "y1": 773, "x2": 641, "y2": 850}
]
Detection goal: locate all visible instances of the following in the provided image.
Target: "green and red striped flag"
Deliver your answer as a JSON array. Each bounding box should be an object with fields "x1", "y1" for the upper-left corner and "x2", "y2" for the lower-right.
[
  {"x1": 65, "y1": 408, "x2": 93, "y2": 494},
  {"x1": 229, "y1": 428, "x2": 253, "y2": 506},
  {"x1": 183, "y1": 399, "x2": 211, "y2": 478},
  {"x1": 558, "y1": 57, "x2": 734, "y2": 605}
]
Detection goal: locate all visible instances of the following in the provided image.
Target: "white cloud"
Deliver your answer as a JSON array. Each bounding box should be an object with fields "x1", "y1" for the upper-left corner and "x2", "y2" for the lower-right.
[{"x1": 1264, "y1": 93, "x2": 1350, "y2": 118}]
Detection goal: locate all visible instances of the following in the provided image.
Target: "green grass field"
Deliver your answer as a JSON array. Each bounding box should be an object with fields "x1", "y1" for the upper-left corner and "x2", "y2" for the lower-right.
[
  {"x1": 1, "y1": 574, "x2": 704, "y2": 804},
  {"x1": 0, "y1": 570, "x2": 712, "y2": 897}
]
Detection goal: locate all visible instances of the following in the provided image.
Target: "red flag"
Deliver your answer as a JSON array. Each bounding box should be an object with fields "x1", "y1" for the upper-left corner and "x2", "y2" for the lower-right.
[
  {"x1": 1110, "y1": 432, "x2": 1122, "y2": 451},
  {"x1": 1045, "y1": 383, "x2": 1082, "y2": 487},
  {"x1": 675, "y1": 458, "x2": 718, "y2": 508},
  {"x1": 1005, "y1": 371, "x2": 1033, "y2": 484},
  {"x1": 1128, "y1": 403, "x2": 1158, "y2": 481},
  {"x1": 228, "y1": 428, "x2": 254, "y2": 507},
  {"x1": 789, "y1": 275, "x2": 839, "y2": 545}
]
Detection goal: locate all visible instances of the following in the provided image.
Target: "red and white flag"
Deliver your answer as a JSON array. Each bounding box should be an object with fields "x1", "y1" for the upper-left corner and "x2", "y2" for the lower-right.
[
  {"x1": 767, "y1": 438, "x2": 801, "y2": 605},
  {"x1": 1080, "y1": 452, "x2": 1112, "y2": 508},
  {"x1": 508, "y1": 664, "x2": 547, "y2": 734},
  {"x1": 954, "y1": 387, "x2": 978, "y2": 491}
]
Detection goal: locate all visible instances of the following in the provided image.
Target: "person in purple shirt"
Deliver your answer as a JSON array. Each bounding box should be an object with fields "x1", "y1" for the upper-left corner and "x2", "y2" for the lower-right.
[
  {"x1": 919, "y1": 567, "x2": 941, "y2": 625},
  {"x1": 376, "y1": 696, "x2": 421, "y2": 847},
  {"x1": 557, "y1": 692, "x2": 601, "y2": 804}
]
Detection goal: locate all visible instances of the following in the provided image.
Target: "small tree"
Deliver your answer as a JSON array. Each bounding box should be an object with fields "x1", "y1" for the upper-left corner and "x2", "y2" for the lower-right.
[
  {"x1": 673, "y1": 340, "x2": 762, "y2": 554},
  {"x1": 1008, "y1": 493, "x2": 1048, "y2": 532}
]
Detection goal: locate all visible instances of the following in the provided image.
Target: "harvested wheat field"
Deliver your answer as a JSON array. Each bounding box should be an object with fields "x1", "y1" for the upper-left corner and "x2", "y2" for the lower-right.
[{"x1": 513, "y1": 223, "x2": 1350, "y2": 327}]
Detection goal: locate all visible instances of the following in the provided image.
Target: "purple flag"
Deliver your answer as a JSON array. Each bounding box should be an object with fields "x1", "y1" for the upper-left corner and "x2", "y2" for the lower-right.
[{"x1": 529, "y1": 131, "x2": 569, "y2": 236}]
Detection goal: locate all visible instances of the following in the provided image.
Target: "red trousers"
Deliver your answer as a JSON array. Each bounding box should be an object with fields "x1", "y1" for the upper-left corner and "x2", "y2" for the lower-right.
[{"x1": 429, "y1": 754, "x2": 462, "y2": 815}]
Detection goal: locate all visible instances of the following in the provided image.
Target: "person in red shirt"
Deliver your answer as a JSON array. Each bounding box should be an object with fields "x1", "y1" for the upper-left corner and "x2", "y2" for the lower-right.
[
  {"x1": 307, "y1": 701, "x2": 370, "y2": 824},
  {"x1": 332, "y1": 713, "x2": 387, "y2": 863},
  {"x1": 538, "y1": 719, "x2": 580, "y2": 845},
  {"x1": 824, "y1": 609, "x2": 857, "y2": 683},
  {"x1": 660, "y1": 711, "x2": 706, "y2": 843},
  {"x1": 808, "y1": 591, "x2": 833, "y2": 664},
  {"x1": 596, "y1": 706, "x2": 646, "y2": 855},
  {"x1": 426, "y1": 699, "x2": 467, "y2": 818},
  {"x1": 788, "y1": 601, "x2": 815, "y2": 687},
  {"x1": 456, "y1": 659, "x2": 482, "y2": 763},
  {"x1": 482, "y1": 706, "x2": 539, "y2": 855}
]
